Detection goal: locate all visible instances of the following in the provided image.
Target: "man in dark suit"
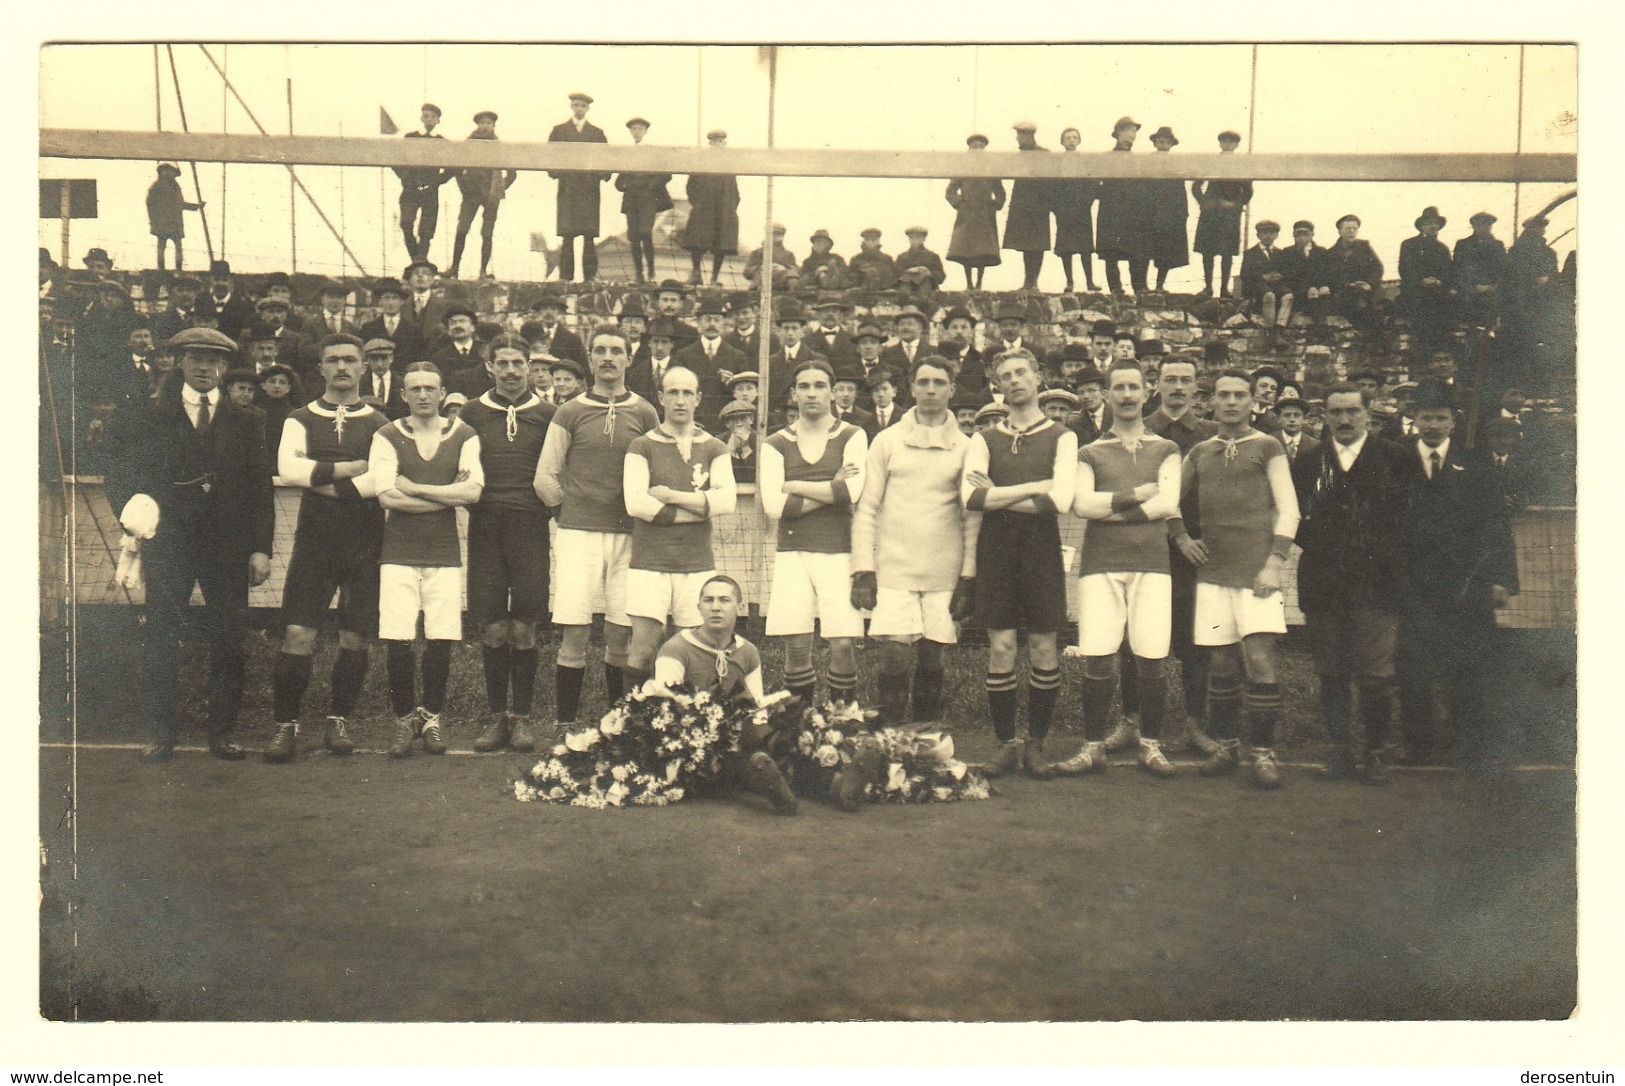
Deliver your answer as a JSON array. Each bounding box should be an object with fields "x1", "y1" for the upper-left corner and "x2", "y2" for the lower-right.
[
  {"x1": 625, "y1": 317, "x2": 680, "y2": 404},
  {"x1": 246, "y1": 297, "x2": 311, "y2": 377},
  {"x1": 1399, "y1": 206, "x2": 1455, "y2": 351},
  {"x1": 830, "y1": 368, "x2": 876, "y2": 431},
  {"x1": 200, "y1": 260, "x2": 254, "y2": 341},
  {"x1": 404, "y1": 260, "x2": 450, "y2": 340},
  {"x1": 548, "y1": 93, "x2": 612, "y2": 283},
  {"x1": 723, "y1": 291, "x2": 777, "y2": 360},
  {"x1": 150, "y1": 276, "x2": 204, "y2": 343},
  {"x1": 312, "y1": 280, "x2": 362, "y2": 340},
  {"x1": 992, "y1": 300, "x2": 1048, "y2": 372},
  {"x1": 616, "y1": 294, "x2": 653, "y2": 372},
  {"x1": 672, "y1": 295, "x2": 747, "y2": 426},
  {"x1": 764, "y1": 300, "x2": 828, "y2": 417},
  {"x1": 1393, "y1": 382, "x2": 1520, "y2": 771},
  {"x1": 879, "y1": 305, "x2": 930, "y2": 376},
  {"x1": 1328, "y1": 214, "x2": 1384, "y2": 332},
  {"x1": 1067, "y1": 365, "x2": 1107, "y2": 446},
  {"x1": 654, "y1": 280, "x2": 701, "y2": 351},
  {"x1": 804, "y1": 298, "x2": 858, "y2": 368},
  {"x1": 1238, "y1": 220, "x2": 1292, "y2": 327},
  {"x1": 359, "y1": 277, "x2": 426, "y2": 364},
  {"x1": 614, "y1": 116, "x2": 673, "y2": 283},
  {"x1": 1290, "y1": 383, "x2": 1408, "y2": 784},
  {"x1": 430, "y1": 304, "x2": 487, "y2": 395},
  {"x1": 1273, "y1": 394, "x2": 1321, "y2": 464},
  {"x1": 1280, "y1": 221, "x2": 1333, "y2": 321},
  {"x1": 360, "y1": 337, "x2": 410, "y2": 419},
  {"x1": 396, "y1": 103, "x2": 454, "y2": 262},
  {"x1": 105, "y1": 327, "x2": 274, "y2": 763},
  {"x1": 938, "y1": 306, "x2": 985, "y2": 400},
  {"x1": 528, "y1": 292, "x2": 586, "y2": 366}
]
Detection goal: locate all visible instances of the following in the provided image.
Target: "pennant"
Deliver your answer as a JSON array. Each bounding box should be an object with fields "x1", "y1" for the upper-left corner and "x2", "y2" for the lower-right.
[{"x1": 379, "y1": 106, "x2": 399, "y2": 136}]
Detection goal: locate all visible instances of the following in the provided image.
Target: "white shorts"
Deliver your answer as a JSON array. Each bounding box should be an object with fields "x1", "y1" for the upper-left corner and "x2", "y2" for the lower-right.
[
  {"x1": 766, "y1": 550, "x2": 865, "y2": 638},
  {"x1": 625, "y1": 568, "x2": 716, "y2": 627},
  {"x1": 1193, "y1": 582, "x2": 1288, "y2": 647},
  {"x1": 1076, "y1": 571, "x2": 1172, "y2": 658},
  {"x1": 869, "y1": 587, "x2": 957, "y2": 644},
  {"x1": 552, "y1": 528, "x2": 631, "y2": 626},
  {"x1": 378, "y1": 564, "x2": 464, "y2": 641}
]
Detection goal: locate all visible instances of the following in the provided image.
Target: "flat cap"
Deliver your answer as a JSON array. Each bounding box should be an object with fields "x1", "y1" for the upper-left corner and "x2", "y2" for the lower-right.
[
  {"x1": 1469, "y1": 211, "x2": 1498, "y2": 225},
  {"x1": 1218, "y1": 129, "x2": 1242, "y2": 142},
  {"x1": 854, "y1": 322, "x2": 885, "y2": 341},
  {"x1": 706, "y1": 128, "x2": 727, "y2": 141},
  {"x1": 421, "y1": 103, "x2": 441, "y2": 116},
  {"x1": 167, "y1": 326, "x2": 238, "y2": 354},
  {"x1": 726, "y1": 370, "x2": 761, "y2": 389},
  {"x1": 473, "y1": 110, "x2": 498, "y2": 124},
  {"x1": 626, "y1": 116, "x2": 650, "y2": 129},
  {"x1": 966, "y1": 133, "x2": 989, "y2": 147},
  {"x1": 975, "y1": 402, "x2": 1010, "y2": 423},
  {"x1": 254, "y1": 296, "x2": 290, "y2": 311},
  {"x1": 718, "y1": 401, "x2": 756, "y2": 423},
  {"x1": 1038, "y1": 388, "x2": 1079, "y2": 407},
  {"x1": 904, "y1": 225, "x2": 928, "y2": 237},
  {"x1": 548, "y1": 356, "x2": 585, "y2": 376},
  {"x1": 362, "y1": 338, "x2": 397, "y2": 355},
  {"x1": 1336, "y1": 213, "x2": 1361, "y2": 228},
  {"x1": 809, "y1": 228, "x2": 833, "y2": 243},
  {"x1": 1292, "y1": 220, "x2": 1315, "y2": 232},
  {"x1": 568, "y1": 92, "x2": 594, "y2": 104},
  {"x1": 1012, "y1": 120, "x2": 1038, "y2": 132},
  {"x1": 860, "y1": 227, "x2": 882, "y2": 239},
  {"x1": 1255, "y1": 220, "x2": 1281, "y2": 233}
]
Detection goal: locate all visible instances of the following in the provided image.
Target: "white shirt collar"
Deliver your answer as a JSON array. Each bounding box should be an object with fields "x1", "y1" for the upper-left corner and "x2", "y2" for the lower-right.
[
  {"x1": 1334, "y1": 432, "x2": 1368, "y2": 471},
  {"x1": 181, "y1": 385, "x2": 219, "y2": 407},
  {"x1": 1418, "y1": 437, "x2": 1450, "y2": 468}
]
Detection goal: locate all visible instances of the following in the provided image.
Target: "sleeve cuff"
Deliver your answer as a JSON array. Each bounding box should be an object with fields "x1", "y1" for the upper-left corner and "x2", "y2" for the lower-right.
[
  {"x1": 1030, "y1": 494, "x2": 1057, "y2": 515},
  {"x1": 830, "y1": 477, "x2": 851, "y2": 509},
  {"x1": 653, "y1": 505, "x2": 680, "y2": 526},
  {"x1": 1269, "y1": 535, "x2": 1295, "y2": 560},
  {"x1": 783, "y1": 495, "x2": 805, "y2": 519},
  {"x1": 1110, "y1": 489, "x2": 1138, "y2": 512},
  {"x1": 966, "y1": 487, "x2": 989, "y2": 512},
  {"x1": 310, "y1": 462, "x2": 336, "y2": 488}
]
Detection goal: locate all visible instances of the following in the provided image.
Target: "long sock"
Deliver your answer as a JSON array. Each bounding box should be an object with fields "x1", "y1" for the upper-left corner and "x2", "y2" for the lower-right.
[
  {"x1": 877, "y1": 661, "x2": 911, "y2": 724},
  {"x1": 604, "y1": 664, "x2": 625, "y2": 703},
  {"x1": 328, "y1": 647, "x2": 369, "y2": 717},
  {"x1": 1358, "y1": 681, "x2": 1393, "y2": 751},
  {"x1": 913, "y1": 642, "x2": 945, "y2": 721},
  {"x1": 482, "y1": 644, "x2": 512, "y2": 713},
  {"x1": 1080, "y1": 674, "x2": 1115, "y2": 742},
  {"x1": 1105, "y1": 260, "x2": 1123, "y2": 294},
  {"x1": 1117, "y1": 644, "x2": 1139, "y2": 715},
  {"x1": 711, "y1": 253, "x2": 724, "y2": 281},
  {"x1": 784, "y1": 665, "x2": 817, "y2": 706},
  {"x1": 422, "y1": 641, "x2": 452, "y2": 715},
  {"x1": 827, "y1": 668, "x2": 858, "y2": 705},
  {"x1": 510, "y1": 648, "x2": 539, "y2": 715},
  {"x1": 1319, "y1": 675, "x2": 1353, "y2": 744},
  {"x1": 689, "y1": 251, "x2": 704, "y2": 279},
  {"x1": 1135, "y1": 657, "x2": 1168, "y2": 741},
  {"x1": 1022, "y1": 250, "x2": 1043, "y2": 286},
  {"x1": 1245, "y1": 681, "x2": 1283, "y2": 748},
  {"x1": 386, "y1": 641, "x2": 416, "y2": 719},
  {"x1": 271, "y1": 652, "x2": 313, "y2": 724},
  {"x1": 1180, "y1": 650, "x2": 1209, "y2": 725},
  {"x1": 1028, "y1": 664, "x2": 1061, "y2": 740},
  {"x1": 986, "y1": 669, "x2": 1019, "y2": 743},
  {"x1": 556, "y1": 664, "x2": 585, "y2": 723},
  {"x1": 1207, "y1": 674, "x2": 1243, "y2": 741}
]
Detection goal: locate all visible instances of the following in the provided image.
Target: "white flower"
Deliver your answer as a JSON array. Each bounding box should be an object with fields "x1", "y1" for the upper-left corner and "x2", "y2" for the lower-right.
[
  {"x1": 667, "y1": 787, "x2": 685, "y2": 802},
  {"x1": 564, "y1": 728, "x2": 601, "y2": 753},
  {"x1": 886, "y1": 763, "x2": 907, "y2": 792},
  {"x1": 612, "y1": 764, "x2": 631, "y2": 782},
  {"x1": 600, "y1": 712, "x2": 626, "y2": 737},
  {"x1": 826, "y1": 729, "x2": 844, "y2": 746},
  {"x1": 933, "y1": 786, "x2": 954, "y2": 801},
  {"x1": 815, "y1": 744, "x2": 841, "y2": 768},
  {"x1": 552, "y1": 744, "x2": 568, "y2": 757},
  {"x1": 948, "y1": 760, "x2": 967, "y2": 780},
  {"x1": 666, "y1": 760, "x2": 682, "y2": 784},
  {"x1": 607, "y1": 781, "x2": 630, "y2": 806}
]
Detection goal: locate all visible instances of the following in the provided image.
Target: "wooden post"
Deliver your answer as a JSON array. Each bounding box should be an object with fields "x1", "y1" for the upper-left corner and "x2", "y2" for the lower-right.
[
  {"x1": 58, "y1": 181, "x2": 70, "y2": 270},
  {"x1": 753, "y1": 47, "x2": 777, "y2": 473},
  {"x1": 287, "y1": 76, "x2": 297, "y2": 274}
]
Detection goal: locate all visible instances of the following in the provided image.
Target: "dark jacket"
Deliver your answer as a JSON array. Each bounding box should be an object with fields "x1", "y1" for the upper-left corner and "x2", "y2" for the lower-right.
[
  {"x1": 1279, "y1": 241, "x2": 1333, "y2": 297},
  {"x1": 1002, "y1": 146, "x2": 1052, "y2": 252},
  {"x1": 673, "y1": 339, "x2": 748, "y2": 424},
  {"x1": 548, "y1": 120, "x2": 611, "y2": 237},
  {"x1": 1290, "y1": 435, "x2": 1409, "y2": 614},
  {"x1": 455, "y1": 130, "x2": 517, "y2": 206},
  {"x1": 395, "y1": 131, "x2": 452, "y2": 193},
  {"x1": 530, "y1": 323, "x2": 586, "y2": 366},
  {"x1": 1453, "y1": 233, "x2": 1508, "y2": 291},
  {"x1": 106, "y1": 379, "x2": 275, "y2": 560},
  {"x1": 359, "y1": 314, "x2": 427, "y2": 366},
  {"x1": 1328, "y1": 237, "x2": 1384, "y2": 293},
  {"x1": 1394, "y1": 439, "x2": 1520, "y2": 613},
  {"x1": 685, "y1": 174, "x2": 740, "y2": 254},
  {"x1": 1238, "y1": 244, "x2": 1289, "y2": 301},
  {"x1": 146, "y1": 175, "x2": 198, "y2": 239},
  {"x1": 1398, "y1": 234, "x2": 1454, "y2": 296}
]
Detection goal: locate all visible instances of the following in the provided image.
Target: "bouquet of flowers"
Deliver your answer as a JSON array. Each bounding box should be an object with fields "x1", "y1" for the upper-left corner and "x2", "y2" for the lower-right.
[
  {"x1": 784, "y1": 700, "x2": 993, "y2": 805},
  {"x1": 513, "y1": 685, "x2": 781, "y2": 809}
]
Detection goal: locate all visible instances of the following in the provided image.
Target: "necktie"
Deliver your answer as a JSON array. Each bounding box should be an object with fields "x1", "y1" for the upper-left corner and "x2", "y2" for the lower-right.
[
  {"x1": 1428, "y1": 450, "x2": 1442, "y2": 480},
  {"x1": 194, "y1": 395, "x2": 210, "y2": 431}
]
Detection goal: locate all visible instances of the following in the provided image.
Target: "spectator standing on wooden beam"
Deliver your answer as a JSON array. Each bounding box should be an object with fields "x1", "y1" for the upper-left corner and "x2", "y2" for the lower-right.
[
  {"x1": 548, "y1": 93, "x2": 612, "y2": 285},
  {"x1": 449, "y1": 111, "x2": 516, "y2": 280},
  {"x1": 394, "y1": 104, "x2": 453, "y2": 263},
  {"x1": 1003, "y1": 121, "x2": 1053, "y2": 291}
]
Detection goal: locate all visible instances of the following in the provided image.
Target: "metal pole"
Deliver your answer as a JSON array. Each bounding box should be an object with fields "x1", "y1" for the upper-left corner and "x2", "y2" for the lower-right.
[
  {"x1": 754, "y1": 47, "x2": 777, "y2": 451},
  {"x1": 165, "y1": 46, "x2": 214, "y2": 264},
  {"x1": 59, "y1": 182, "x2": 70, "y2": 275},
  {"x1": 287, "y1": 73, "x2": 297, "y2": 274},
  {"x1": 1243, "y1": 44, "x2": 1259, "y2": 244},
  {"x1": 153, "y1": 45, "x2": 162, "y2": 131}
]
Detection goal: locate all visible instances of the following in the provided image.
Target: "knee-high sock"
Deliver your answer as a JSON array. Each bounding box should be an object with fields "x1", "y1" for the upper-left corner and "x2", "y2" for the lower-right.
[
  {"x1": 510, "y1": 648, "x2": 539, "y2": 715},
  {"x1": 1245, "y1": 681, "x2": 1282, "y2": 748},
  {"x1": 482, "y1": 644, "x2": 512, "y2": 713},
  {"x1": 1028, "y1": 664, "x2": 1062, "y2": 739},
  {"x1": 1207, "y1": 674, "x2": 1242, "y2": 741},
  {"x1": 271, "y1": 652, "x2": 312, "y2": 724},
  {"x1": 328, "y1": 647, "x2": 369, "y2": 718},
  {"x1": 1135, "y1": 657, "x2": 1168, "y2": 741},
  {"x1": 385, "y1": 641, "x2": 416, "y2": 718},
  {"x1": 783, "y1": 664, "x2": 817, "y2": 706},
  {"x1": 556, "y1": 664, "x2": 585, "y2": 723},
  {"x1": 827, "y1": 668, "x2": 858, "y2": 704},
  {"x1": 1180, "y1": 649, "x2": 1209, "y2": 724},
  {"x1": 876, "y1": 644, "x2": 912, "y2": 724},
  {"x1": 1319, "y1": 675, "x2": 1353, "y2": 744},
  {"x1": 1358, "y1": 681, "x2": 1392, "y2": 751},
  {"x1": 986, "y1": 669, "x2": 1019, "y2": 743},
  {"x1": 913, "y1": 642, "x2": 945, "y2": 721},
  {"x1": 422, "y1": 641, "x2": 452, "y2": 715},
  {"x1": 604, "y1": 664, "x2": 625, "y2": 703},
  {"x1": 1117, "y1": 644, "x2": 1140, "y2": 715},
  {"x1": 1080, "y1": 673, "x2": 1115, "y2": 742}
]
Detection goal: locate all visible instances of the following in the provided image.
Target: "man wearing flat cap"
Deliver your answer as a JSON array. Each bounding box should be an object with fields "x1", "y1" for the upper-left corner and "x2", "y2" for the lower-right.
[
  {"x1": 684, "y1": 130, "x2": 740, "y2": 286},
  {"x1": 1239, "y1": 220, "x2": 1291, "y2": 327},
  {"x1": 360, "y1": 337, "x2": 410, "y2": 419},
  {"x1": 849, "y1": 228, "x2": 899, "y2": 290},
  {"x1": 1399, "y1": 206, "x2": 1456, "y2": 351},
  {"x1": 1280, "y1": 221, "x2": 1334, "y2": 321},
  {"x1": 744, "y1": 223, "x2": 801, "y2": 291},
  {"x1": 450, "y1": 111, "x2": 517, "y2": 280},
  {"x1": 1454, "y1": 211, "x2": 1507, "y2": 328},
  {"x1": 396, "y1": 104, "x2": 454, "y2": 262},
  {"x1": 1096, "y1": 117, "x2": 1151, "y2": 296},
  {"x1": 106, "y1": 326, "x2": 274, "y2": 763},
  {"x1": 801, "y1": 229, "x2": 850, "y2": 290},
  {"x1": 1191, "y1": 130, "x2": 1252, "y2": 297},
  {"x1": 1328, "y1": 214, "x2": 1384, "y2": 331},
  {"x1": 895, "y1": 225, "x2": 948, "y2": 288},
  {"x1": 614, "y1": 117, "x2": 673, "y2": 284},
  {"x1": 146, "y1": 161, "x2": 204, "y2": 272},
  {"x1": 1003, "y1": 122, "x2": 1053, "y2": 291},
  {"x1": 549, "y1": 93, "x2": 612, "y2": 284}
]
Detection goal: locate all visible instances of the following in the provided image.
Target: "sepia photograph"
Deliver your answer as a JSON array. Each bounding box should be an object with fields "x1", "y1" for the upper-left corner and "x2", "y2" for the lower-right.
[{"x1": 33, "y1": 33, "x2": 1591, "y2": 1047}]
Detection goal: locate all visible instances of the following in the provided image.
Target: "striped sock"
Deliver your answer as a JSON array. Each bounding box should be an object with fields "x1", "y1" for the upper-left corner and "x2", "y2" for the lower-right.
[
  {"x1": 1027, "y1": 665, "x2": 1062, "y2": 739},
  {"x1": 784, "y1": 665, "x2": 817, "y2": 705},
  {"x1": 1207, "y1": 675, "x2": 1243, "y2": 741},
  {"x1": 827, "y1": 669, "x2": 858, "y2": 704},
  {"x1": 1245, "y1": 681, "x2": 1283, "y2": 748},
  {"x1": 986, "y1": 669, "x2": 1019, "y2": 743}
]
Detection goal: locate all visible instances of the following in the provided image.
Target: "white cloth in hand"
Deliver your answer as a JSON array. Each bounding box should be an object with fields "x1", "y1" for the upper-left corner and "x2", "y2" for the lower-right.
[{"x1": 119, "y1": 494, "x2": 160, "y2": 540}]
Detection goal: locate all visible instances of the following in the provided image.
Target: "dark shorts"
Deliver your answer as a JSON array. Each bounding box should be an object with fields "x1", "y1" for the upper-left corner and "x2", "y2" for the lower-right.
[
  {"x1": 466, "y1": 505, "x2": 551, "y2": 628},
  {"x1": 975, "y1": 511, "x2": 1067, "y2": 632},
  {"x1": 282, "y1": 504, "x2": 384, "y2": 636}
]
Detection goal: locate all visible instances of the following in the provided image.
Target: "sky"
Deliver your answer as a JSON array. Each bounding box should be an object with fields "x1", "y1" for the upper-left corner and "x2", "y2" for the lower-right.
[{"x1": 38, "y1": 43, "x2": 1576, "y2": 293}]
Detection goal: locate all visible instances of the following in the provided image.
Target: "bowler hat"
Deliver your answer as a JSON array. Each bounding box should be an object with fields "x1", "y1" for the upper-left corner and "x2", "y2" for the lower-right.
[
  {"x1": 157, "y1": 162, "x2": 181, "y2": 177},
  {"x1": 84, "y1": 247, "x2": 112, "y2": 266},
  {"x1": 832, "y1": 368, "x2": 864, "y2": 387},
  {"x1": 809, "y1": 228, "x2": 833, "y2": 244},
  {"x1": 774, "y1": 300, "x2": 807, "y2": 324},
  {"x1": 373, "y1": 277, "x2": 406, "y2": 299},
  {"x1": 854, "y1": 322, "x2": 884, "y2": 342},
  {"x1": 473, "y1": 110, "x2": 498, "y2": 124},
  {"x1": 1414, "y1": 206, "x2": 1446, "y2": 230},
  {"x1": 618, "y1": 294, "x2": 650, "y2": 319},
  {"x1": 726, "y1": 292, "x2": 757, "y2": 313},
  {"x1": 1218, "y1": 130, "x2": 1242, "y2": 143},
  {"x1": 168, "y1": 326, "x2": 237, "y2": 354},
  {"x1": 1149, "y1": 126, "x2": 1179, "y2": 146},
  {"x1": 1112, "y1": 116, "x2": 1141, "y2": 137},
  {"x1": 1090, "y1": 318, "x2": 1117, "y2": 337},
  {"x1": 694, "y1": 295, "x2": 727, "y2": 316},
  {"x1": 209, "y1": 259, "x2": 232, "y2": 276},
  {"x1": 443, "y1": 303, "x2": 478, "y2": 324},
  {"x1": 995, "y1": 300, "x2": 1027, "y2": 322},
  {"x1": 404, "y1": 259, "x2": 438, "y2": 277},
  {"x1": 1413, "y1": 380, "x2": 1454, "y2": 412},
  {"x1": 1071, "y1": 365, "x2": 1105, "y2": 388},
  {"x1": 942, "y1": 306, "x2": 979, "y2": 326},
  {"x1": 656, "y1": 278, "x2": 690, "y2": 297}
]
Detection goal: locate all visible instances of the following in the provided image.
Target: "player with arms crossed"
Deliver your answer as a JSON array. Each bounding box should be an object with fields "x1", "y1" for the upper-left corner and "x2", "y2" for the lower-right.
[
  {"x1": 1053, "y1": 358, "x2": 1184, "y2": 778},
  {"x1": 460, "y1": 333, "x2": 558, "y2": 754},
  {"x1": 533, "y1": 326, "x2": 661, "y2": 728},
  {"x1": 622, "y1": 365, "x2": 737, "y2": 689},
  {"x1": 368, "y1": 362, "x2": 485, "y2": 757},
  {"x1": 961, "y1": 348, "x2": 1077, "y2": 778},
  {"x1": 1171, "y1": 369, "x2": 1301, "y2": 788},
  {"x1": 264, "y1": 334, "x2": 390, "y2": 762},
  {"x1": 759, "y1": 358, "x2": 869, "y2": 708}
]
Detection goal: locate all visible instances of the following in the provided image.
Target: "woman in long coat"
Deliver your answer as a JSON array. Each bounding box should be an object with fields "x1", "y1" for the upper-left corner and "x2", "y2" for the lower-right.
[
  {"x1": 1095, "y1": 117, "x2": 1149, "y2": 295},
  {"x1": 683, "y1": 130, "x2": 741, "y2": 286},
  {"x1": 1191, "y1": 130, "x2": 1253, "y2": 297},
  {"x1": 1143, "y1": 126, "x2": 1190, "y2": 291},
  {"x1": 1050, "y1": 126, "x2": 1101, "y2": 293},
  {"x1": 1001, "y1": 123, "x2": 1052, "y2": 290},
  {"x1": 945, "y1": 134, "x2": 1006, "y2": 290}
]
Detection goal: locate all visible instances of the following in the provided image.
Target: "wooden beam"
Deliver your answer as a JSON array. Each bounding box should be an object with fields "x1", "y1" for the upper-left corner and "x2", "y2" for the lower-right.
[{"x1": 39, "y1": 128, "x2": 1577, "y2": 184}]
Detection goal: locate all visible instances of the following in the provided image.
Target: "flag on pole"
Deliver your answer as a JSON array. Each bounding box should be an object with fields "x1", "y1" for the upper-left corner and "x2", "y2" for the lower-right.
[{"x1": 379, "y1": 106, "x2": 399, "y2": 136}]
